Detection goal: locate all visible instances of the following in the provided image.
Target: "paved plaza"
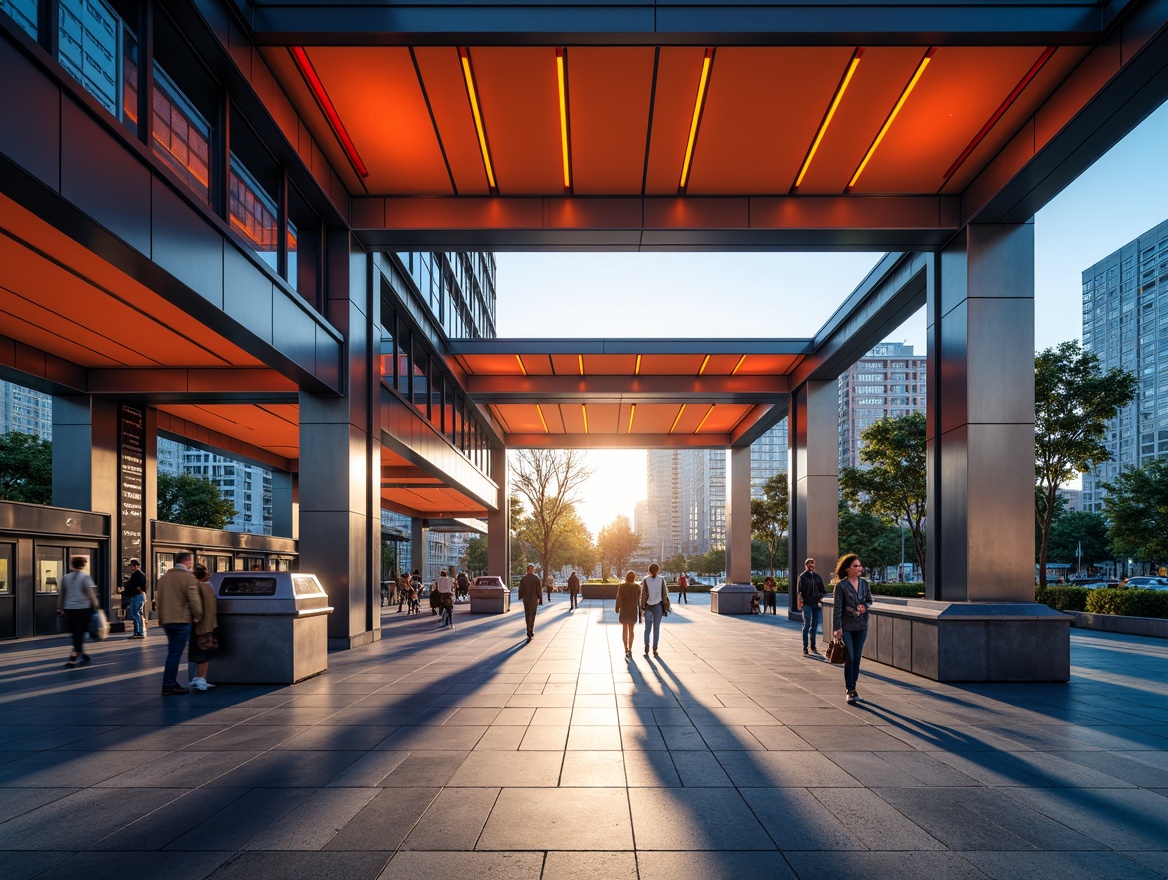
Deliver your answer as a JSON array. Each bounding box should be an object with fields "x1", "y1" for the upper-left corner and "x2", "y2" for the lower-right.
[{"x1": 1, "y1": 594, "x2": 1167, "y2": 880}]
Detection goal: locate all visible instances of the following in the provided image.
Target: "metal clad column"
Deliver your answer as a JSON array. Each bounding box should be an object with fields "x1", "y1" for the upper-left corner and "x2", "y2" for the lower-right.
[
  {"x1": 299, "y1": 232, "x2": 381, "y2": 649},
  {"x1": 928, "y1": 223, "x2": 1035, "y2": 601},
  {"x1": 790, "y1": 381, "x2": 838, "y2": 616},
  {"x1": 725, "y1": 447, "x2": 751, "y2": 583},
  {"x1": 487, "y1": 445, "x2": 508, "y2": 578},
  {"x1": 411, "y1": 516, "x2": 427, "y2": 583},
  {"x1": 271, "y1": 471, "x2": 297, "y2": 539}
]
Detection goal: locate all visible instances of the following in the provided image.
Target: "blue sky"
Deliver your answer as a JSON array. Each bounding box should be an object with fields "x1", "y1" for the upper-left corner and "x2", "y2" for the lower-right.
[{"x1": 497, "y1": 100, "x2": 1168, "y2": 533}]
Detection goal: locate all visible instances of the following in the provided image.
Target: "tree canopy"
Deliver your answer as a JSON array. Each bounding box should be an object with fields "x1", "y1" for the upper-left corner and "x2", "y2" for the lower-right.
[
  {"x1": 839, "y1": 410, "x2": 927, "y2": 580},
  {"x1": 662, "y1": 553, "x2": 689, "y2": 577},
  {"x1": 1103, "y1": 459, "x2": 1168, "y2": 564},
  {"x1": 462, "y1": 536, "x2": 489, "y2": 574},
  {"x1": 1044, "y1": 509, "x2": 1110, "y2": 572},
  {"x1": 0, "y1": 432, "x2": 52, "y2": 504},
  {"x1": 510, "y1": 449, "x2": 593, "y2": 575},
  {"x1": 750, "y1": 472, "x2": 789, "y2": 576},
  {"x1": 1035, "y1": 340, "x2": 1136, "y2": 585},
  {"x1": 157, "y1": 472, "x2": 238, "y2": 529},
  {"x1": 838, "y1": 499, "x2": 904, "y2": 579},
  {"x1": 596, "y1": 515, "x2": 640, "y2": 579}
]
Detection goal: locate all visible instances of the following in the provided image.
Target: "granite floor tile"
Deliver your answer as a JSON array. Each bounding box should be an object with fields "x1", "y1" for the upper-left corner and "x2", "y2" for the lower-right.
[
  {"x1": 0, "y1": 850, "x2": 73, "y2": 880},
  {"x1": 623, "y1": 750, "x2": 682, "y2": 787},
  {"x1": 811, "y1": 788, "x2": 947, "y2": 851},
  {"x1": 167, "y1": 788, "x2": 315, "y2": 851},
  {"x1": 672, "y1": 750, "x2": 733, "y2": 787},
  {"x1": 541, "y1": 851, "x2": 637, "y2": 880},
  {"x1": 209, "y1": 850, "x2": 391, "y2": 880},
  {"x1": 560, "y1": 751, "x2": 626, "y2": 787},
  {"x1": 478, "y1": 788, "x2": 632, "y2": 850},
  {"x1": 637, "y1": 851, "x2": 796, "y2": 880},
  {"x1": 717, "y1": 750, "x2": 861, "y2": 788},
  {"x1": 0, "y1": 786, "x2": 180, "y2": 849},
  {"x1": 519, "y1": 725, "x2": 568, "y2": 751},
  {"x1": 401, "y1": 787, "x2": 499, "y2": 850},
  {"x1": 326, "y1": 751, "x2": 410, "y2": 787},
  {"x1": 448, "y1": 751, "x2": 562, "y2": 787},
  {"x1": 206, "y1": 749, "x2": 364, "y2": 788},
  {"x1": 628, "y1": 787, "x2": 772, "y2": 850},
  {"x1": 740, "y1": 787, "x2": 865, "y2": 851},
  {"x1": 619, "y1": 725, "x2": 667, "y2": 750},
  {"x1": 377, "y1": 851, "x2": 544, "y2": 880},
  {"x1": 92, "y1": 786, "x2": 246, "y2": 850},
  {"x1": 0, "y1": 787, "x2": 79, "y2": 823},
  {"x1": 1000, "y1": 786, "x2": 1168, "y2": 851},
  {"x1": 277, "y1": 725, "x2": 398, "y2": 751},
  {"x1": 245, "y1": 787, "x2": 381, "y2": 850},
  {"x1": 783, "y1": 850, "x2": 989, "y2": 880},
  {"x1": 325, "y1": 787, "x2": 440, "y2": 851},
  {"x1": 379, "y1": 725, "x2": 486, "y2": 751},
  {"x1": 566, "y1": 725, "x2": 621, "y2": 750},
  {"x1": 963, "y1": 850, "x2": 1166, "y2": 879},
  {"x1": 29, "y1": 850, "x2": 233, "y2": 880}
]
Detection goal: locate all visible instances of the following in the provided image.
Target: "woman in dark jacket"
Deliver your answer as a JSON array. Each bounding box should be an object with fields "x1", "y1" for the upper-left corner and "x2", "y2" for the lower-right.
[
  {"x1": 613, "y1": 570, "x2": 641, "y2": 659},
  {"x1": 832, "y1": 553, "x2": 874, "y2": 705}
]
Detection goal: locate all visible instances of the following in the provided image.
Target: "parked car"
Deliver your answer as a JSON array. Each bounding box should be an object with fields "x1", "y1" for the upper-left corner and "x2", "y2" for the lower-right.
[
  {"x1": 1080, "y1": 580, "x2": 1120, "y2": 589},
  {"x1": 1124, "y1": 576, "x2": 1168, "y2": 590}
]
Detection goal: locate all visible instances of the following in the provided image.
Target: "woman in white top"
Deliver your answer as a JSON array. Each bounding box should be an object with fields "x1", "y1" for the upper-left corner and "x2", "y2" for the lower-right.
[
  {"x1": 57, "y1": 556, "x2": 99, "y2": 668},
  {"x1": 435, "y1": 569, "x2": 455, "y2": 629},
  {"x1": 639, "y1": 563, "x2": 670, "y2": 657}
]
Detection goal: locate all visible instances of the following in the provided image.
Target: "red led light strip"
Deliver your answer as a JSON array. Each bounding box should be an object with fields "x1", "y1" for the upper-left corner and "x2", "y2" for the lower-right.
[
  {"x1": 290, "y1": 46, "x2": 368, "y2": 179},
  {"x1": 942, "y1": 46, "x2": 1057, "y2": 184}
]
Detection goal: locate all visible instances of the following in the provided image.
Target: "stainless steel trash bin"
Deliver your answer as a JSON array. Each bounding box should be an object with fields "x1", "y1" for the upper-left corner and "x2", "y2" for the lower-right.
[
  {"x1": 469, "y1": 575, "x2": 511, "y2": 613},
  {"x1": 209, "y1": 572, "x2": 333, "y2": 684}
]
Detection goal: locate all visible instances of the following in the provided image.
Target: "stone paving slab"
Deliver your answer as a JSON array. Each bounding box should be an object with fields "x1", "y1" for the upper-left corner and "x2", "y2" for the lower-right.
[{"x1": 0, "y1": 596, "x2": 1166, "y2": 878}]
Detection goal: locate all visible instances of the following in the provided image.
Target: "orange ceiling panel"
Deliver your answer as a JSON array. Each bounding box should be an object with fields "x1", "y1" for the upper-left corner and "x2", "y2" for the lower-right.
[
  {"x1": 550, "y1": 353, "x2": 582, "y2": 375},
  {"x1": 412, "y1": 46, "x2": 493, "y2": 196},
  {"x1": 734, "y1": 354, "x2": 802, "y2": 375},
  {"x1": 699, "y1": 353, "x2": 751, "y2": 375},
  {"x1": 687, "y1": 47, "x2": 854, "y2": 195},
  {"x1": 632, "y1": 404, "x2": 682, "y2": 433},
  {"x1": 306, "y1": 47, "x2": 453, "y2": 195},
  {"x1": 644, "y1": 47, "x2": 711, "y2": 194},
  {"x1": 491, "y1": 404, "x2": 547, "y2": 433},
  {"x1": 560, "y1": 403, "x2": 586, "y2": 433},
  {"x1": 852, "y1": 46, "x2": 1051, "y2": 194},
  {"x1": 541, "y1": 403, "x2": 566, "y2": 433},
  {"x1": 458, "y1": 353, "x2": 526, "y2": 376},
  {"x1": 793, "y1": 46, "x2": 927, "y2": 194},
  {"x1": 566, "y1": 47, "x2": 656, "y2": 195},
  {"x1": 585, "y1": 403, "x2": 621, "y2": 434},
  {"x1": 157, "y1": 403, "x2": 300, "y2": 458},
  {"x1": 468, "y1": 47, "x2": 564, "y2": 194},
  {"x1": 581, "y1": 354, "x2": 639, "y2": 375},
  {"x1": 668, "y1": 403, "x2": 706, "y2": 434},
  {"x1": 516, "y1": 353, "x2": 555, "y2": 375},
  {"x1": 693, "y1": 403, "x2": 753, "y2": 433},
  {"x1": 636, "y1": 354, "x2": 707, "y2": 375},
  {"x1": 383, "y1": 486, "x2": 487, "y2": 516}
]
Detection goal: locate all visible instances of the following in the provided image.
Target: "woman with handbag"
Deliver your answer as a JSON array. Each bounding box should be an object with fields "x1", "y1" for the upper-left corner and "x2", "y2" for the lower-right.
[
  {"x1": 188, "y1": 563, "x2": 218, "y2": 691},
  {"x1": 614, "y1": 570, "x2": 641, "y2": 658},
  {"x1": 831, "y1": 554, "x2": 874, "y2": 705},
  {"x1": 640, "y1": 563, "x2": 670, "y2": 657},
  {"x1": 57, "y1": 556, "x2": 99, "y2": 668}
]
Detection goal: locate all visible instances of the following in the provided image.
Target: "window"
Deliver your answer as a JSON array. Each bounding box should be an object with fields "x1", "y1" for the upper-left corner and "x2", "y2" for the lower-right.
[
  {"x1": 59, "y1": 0, "x2": 121, "y2": 116},
  {"x1": 0, "y1": 544, "x2": 11, "y2": 593},
  {"x1": 229, "y1": 155, "x2": 279, "y2": 270},
  {"x1": 2, "y1": 0, "x2": 38, "y2": 39},
  {"x1": 152, "y1": 66, "x2": 211, "y2": 205}
]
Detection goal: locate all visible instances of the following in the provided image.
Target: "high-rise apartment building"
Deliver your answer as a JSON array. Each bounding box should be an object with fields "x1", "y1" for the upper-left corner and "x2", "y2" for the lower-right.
[
  {"x1": 157, "y1": 437, "x2": 273, "y2": 535},
  {"x1": 751, "y1": 419, "x2": 788, "y2": 497},
  {"x1": 645, "y1": 448, "x2": 726, "y2": 557},
  {"x1": 1081, "y1": 218, "x2": 1168, "y2": 513},
  {"x1": 0, "y1": 380, "x2": 53, "y2": 440},
  {"x1": 838, "y1": 342, "x2": 927, "y2": 471}
]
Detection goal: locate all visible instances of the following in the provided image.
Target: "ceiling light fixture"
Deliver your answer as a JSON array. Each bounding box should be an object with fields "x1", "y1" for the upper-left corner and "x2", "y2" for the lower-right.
[
  {"x1": 793, "y1": 47, "x2": 864, "y2": 191},
  {"x1": 627, "y1": 404, "x2": 637, "y2": 434},
  {"x1": 515, "y1": 354, "x2": 528, "y2": 376},
  {"x1": 694, "y1": 404, "x2": 715, "y2": 433},
  {"x1": 536, "y1": 404, "x2": 549, "y2": 434},
  {"x1": 582, "y1": 404, "x2": 589, "y2": 434},
  {"x1": 556, "y1": 48, "x2": 572, "y2": 191},
  {"x1": 578, "y1": 354, "x2": 584, "y2": 376},
  {"x1": 679, "y1": 48, "x2": 714, "y2": 191},
  {"x1": 698, "y1": 354, "x2": 711, "y2": 376},
  {"x1": 634, "y1": 354, "x2": 642, "y2": 375},
  {"x1": 731, "y1": 354, "x2": 747, "y2": 375},
  {"x1": 458, "y1": 47, "x2": 497, "y2": 191},
  {"x1": 669, "y1": 404, "x2": 687, "y2": 434},
  {"x1": 290, "y1": 47, "x2": 369, "y2": 179},
  {"x1": 847, "y1": 47, "x2": 935, "y2": 191},
  {"x1": 942, "y1": 46, "x2": 1056, "y2": 184}
]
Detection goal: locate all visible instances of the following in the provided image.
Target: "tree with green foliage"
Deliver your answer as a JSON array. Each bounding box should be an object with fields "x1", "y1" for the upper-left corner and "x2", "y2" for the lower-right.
[
  {"x1": 510, "y1": 449, "x2": 593, "y2": 576},
  {"x1": 549, "y1": 508, "x2": 595, "y2": 571},
  {"x1": 837, "y1": 499, "x2": 903, "y2": 579},
  {"x1": 662, "y1": 553, "x2": 689, "y2": 577},
  {"x1": 381, "y1": 539, "x2": 398, "y2": 583},
  {"x1": 1035, "y1": 340, "x2": 1137, "y2": 585},
  {"x1": 1045, "y1": 510, "x2": 1110, "y2": 574},
  {"x1": 690, "y1": 548, "x2": 726, "y2": 578},
  {"x1": 750, "y1": 472, "x2": 789, "y2": 577},
  {"x1": 839, "y1": 411, "x2": 927, "y2": 581},
  {"x1": 508, "y1": 495, "x2": 527, "y2": 577},
  {"x1": 596, "y1": 515, "x2": 640, "y2": 578},
  {"x1": 0, "y1": 431, "x2": 52, "y2": 504},
  {"x1": 463, "y1": 536, "x2": 489, "y2": 574},
  {"x1": 157, "y1": 472, "x2": 238, "y2": 529},
  {"x1": 1103, "y1": 459, "x2": 1168, "y2": 565}
]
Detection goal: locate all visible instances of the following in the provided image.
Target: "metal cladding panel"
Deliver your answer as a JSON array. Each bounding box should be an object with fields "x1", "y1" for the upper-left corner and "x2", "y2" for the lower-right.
[
  {"x1": 150, "y1": 184, "x2": 224, "y2": 309},
  {"x1": 688, "y1": 47, "x2": 853, "y2": 195},
  {"x1": 967, "y1": 297, "x2": 1035, "y2": 425},
  {"x1": 795, "y1": 46, "x2": 924, "y2": 195},
  {"x1": 854, "y1": 47, "x2": 1051, "y2": 195},
  {"x1": 275, "y1": 296, "x2": 321, "y2": 377},
  {"x1": 636, "y1": 353, "x2": 706, "y2": 375},
  {"x1": 587, "y1": 402, "x2": 621, "y2": 434},
  {"x1": 0, "y1": 40, "x2": 60, "y2": 189},
  {"x1": 59, "y1": 100, "x2": 151, "y2": 256},
  {"x1": 644, "y1": 46, "x2": 709, "y2": 195},
  {"x1": 566, "y1": 47, "x2": 655, "y2": 195},
  {"x1": 470, "y1": 46, "x2": 563, "y2": 194},
  {"x1": 632, "y1": 404, "x2": 680, "y2": 433},
  {"x1": 461, "y1": 353, "x2": 524, "y2": 376},
  {"x1": 696, "y1": 403, "x2": 750, "y2": 433},
  {"x1": 412, "y1": 46, "x2": 491, "y2": 196},
  {"x1": 550, "y1": 353, "x2": 580, "y2": 376},
  {"x1": 307, "y1": 47, "x2": 453, "y2": 195},
  {"x1": 223, "y1": 246, "x2": 276, "y2": 345},
  {"x1": 735, "y1": 354, "x2": 799, "y2": 375},
  {"x1": 582, "y1": 354, "x2": 638, "y2": 375},
  {"x1": 492, "y1": 403, "x2": 544, "y2": 434},
  {"x1": 938, "y1": 422, "x2": 970, "y2": 601}
]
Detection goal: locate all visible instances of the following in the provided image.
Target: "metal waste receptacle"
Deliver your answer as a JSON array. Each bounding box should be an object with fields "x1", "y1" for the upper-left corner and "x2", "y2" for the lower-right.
[
  {"x1": 469, "y1": 575, "x2": 511, "y2": 613},
  {"x1": 209, "y1": 572, "x2": 333, "y2": 684}
]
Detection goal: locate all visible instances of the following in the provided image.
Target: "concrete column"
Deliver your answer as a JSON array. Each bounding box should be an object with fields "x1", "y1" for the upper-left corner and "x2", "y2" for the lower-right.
[
  {"x1": 487, "y1": 445, "x2": 509, "y2": 578},
  {"x1": 271, "y1": 470, "x2": 297, "y2": 539},
  {"x1": 927, "y1": 224, "x2": 1035, "y2": 602},
  {"x1": 725, "y1": 446, "x2": 751, "y2": 583},
  {"x1": 789, "y1": 381, "x2": 838, "y2": 617},
  {"x1": 298, "y1": 231, "x2": 381, "y2": 649},
  {"x1": 411, "y1": 517, "x2": 427, "y2": 582}
]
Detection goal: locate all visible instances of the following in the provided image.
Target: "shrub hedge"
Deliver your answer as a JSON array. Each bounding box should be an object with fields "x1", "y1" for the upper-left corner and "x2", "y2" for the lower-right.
[
  {"x1": 1034, "y1": 585, "x2": 1090, "y2": 612},
  {"x1": 1084, "y1": 588, "x2": 1168, "y2": 619}
]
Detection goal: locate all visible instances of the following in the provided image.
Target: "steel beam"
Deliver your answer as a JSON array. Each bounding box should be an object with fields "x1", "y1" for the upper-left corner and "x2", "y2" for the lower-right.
[
  {"x1": 506, "y1": 432, "x2": 739, "y2": 449},
  {"x1": 467, "y1": 374, "x2": 789, "y2": 403},
  {"x1": 449, "y1": 338, "x2": 813, "y2": 356},
  {"x1": 86, "y1": 368, "x2": 298, "y2": 399}
]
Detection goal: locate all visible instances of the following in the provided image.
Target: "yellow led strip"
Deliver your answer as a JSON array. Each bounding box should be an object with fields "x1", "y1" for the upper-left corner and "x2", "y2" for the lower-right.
[
  {"x1": 731, "y1": 354, "x2": 747, "y2": 375},
  {"x1": 459, "y1": 47, "x2": 497, "y2": 190},
  {"x1": 694, "y1": 404, "x2": 715, "y2": 433},
  {"x1": 578, "y1": 354, "x2": 584, "y2": 376},
  {"x1": 536, "y1": 404, "x2": 549, "y2": 434},
  {"x1": 793, "y1": 48, "x2": 864, "y2": 190},
  {"x1": 556, "y1": 48, "x2": 571, "y2": 190},
  {"x1": 581, "y1": 404, "x2": 589, "y2": 434},
  {"x1": 634, "y1": 354, "x2": 642, "y2": 375},
  {"x1": 669, "y1": 404, "x2": 687, "y2": 434},
  {"x1": 515, "y1": 354, "x2": 528, "y2": 376},
  {"x1": 848, "y1": 48, "x2": 934, "y2": 191},
  {"x1": 627, "y1": 404, "x2": 637, "y2": 434},
  {"x1": 679, "y1": 48, "x2": 714, "y2": 190},
  {"x1": 698, "y1": 354, "x2": 711, "y2": 376}
]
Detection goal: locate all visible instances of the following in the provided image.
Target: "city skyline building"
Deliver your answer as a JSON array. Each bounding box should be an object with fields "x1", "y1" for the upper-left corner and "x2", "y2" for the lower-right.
[
  {"x1": 1081, "y1": 217, "x2": 1168, "y2": 514},
  {"x1": 838, "y1": 342, "x2": 927, "y2": 471},
  {"x1": 0, "y1": 380, "x2": 52, "y2": 441},
  {"x1": 156, "y1": 437, "x2": 273, "y2": 536}
]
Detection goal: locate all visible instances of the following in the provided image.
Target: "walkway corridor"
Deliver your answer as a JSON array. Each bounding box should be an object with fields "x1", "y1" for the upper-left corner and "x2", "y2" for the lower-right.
[{"x1": 1, "y1": 596, "x2": 1167, "y2": 879}]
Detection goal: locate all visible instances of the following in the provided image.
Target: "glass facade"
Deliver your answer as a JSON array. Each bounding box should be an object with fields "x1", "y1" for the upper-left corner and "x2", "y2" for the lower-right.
[
  {"x1": 838, "y1": 342, "x2": 926, "y2": 471},
  {"x1": 395, "y1": 251, "x2": 497, "y2": 340},
  {"x1": 1, "y1": 0, "x2": 38, "y2": 39}
]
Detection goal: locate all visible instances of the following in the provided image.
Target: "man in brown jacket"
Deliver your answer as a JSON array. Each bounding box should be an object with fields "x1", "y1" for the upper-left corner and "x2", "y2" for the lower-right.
[
  {"x1": 156, "y1": 551, "x2": 203, "y2": 695},
  {"x1": 518, "y1": 564, "x2": 543, "y2": 642}
]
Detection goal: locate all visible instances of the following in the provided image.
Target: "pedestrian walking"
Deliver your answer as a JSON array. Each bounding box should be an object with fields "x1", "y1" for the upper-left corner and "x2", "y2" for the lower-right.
[
  {"x1": 397, "y1": 571, "x2": 409, "y2": 612},
  {"x1": 456, "y1": 569, "x2": 470, "y2": 602},
  {"x1": 125, "y1": 558, "x2": 147, "y2": 638},
  {"x1": 435, "y1": 568, "x2": 455, "y2": 629},
  {"x1": 57, "y1": 556, "x2": 99, "y2": 668},
  {"x1": 518, "y1": 564, "x2": 543, "y2": 642},
  {"x1": 640, "y1": 563, "x2": 670, "y2": 657},
  {"x1": 544, "y1": 574, "x2": 555, "y2": 603},
  {"x1": 188, "y1": 563, "x2": 218, "y2": 691},
  {"x1": 797, "y1": 558, "x2": 828, "y2": 655},
  {"x1": 614, "y1": 570, "x2": 640, "y2": 658},
  {"x1": 156, "y1": 551, "x2": 203, "y2": 695},
  {"x1": 567, "y1": 571, "x2": 581, "y2": 609},
  {"x1": 763, "y1": 575, "x2": 778, "y2": 614},
  {"x1": 676, "y1": 572, "x2": 688, "y2": 604},
  {"x1": 832, "y1": 554, "x2": 874, "y2": 705}
]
